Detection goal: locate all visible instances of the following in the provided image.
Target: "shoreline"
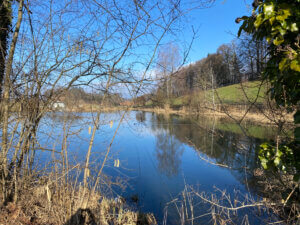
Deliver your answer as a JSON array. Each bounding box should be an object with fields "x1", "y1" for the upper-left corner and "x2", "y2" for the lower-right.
[
  {"x1": 55, "y1": 105, "x2": 294, "y2": 125},
  {"x1": 130, "y1": 107, "x2": 294, "y2": 125}
]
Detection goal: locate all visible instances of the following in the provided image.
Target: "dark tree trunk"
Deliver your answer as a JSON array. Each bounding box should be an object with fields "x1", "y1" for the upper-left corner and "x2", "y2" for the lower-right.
[{"x1": 0, "y1": 0, "x2": 12, "y2": 98}]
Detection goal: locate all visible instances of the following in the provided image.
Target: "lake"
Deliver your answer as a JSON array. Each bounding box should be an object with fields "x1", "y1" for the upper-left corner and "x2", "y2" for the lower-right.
[{"x1": 37, "y1": 111, "x2": 278, "y2": 224}]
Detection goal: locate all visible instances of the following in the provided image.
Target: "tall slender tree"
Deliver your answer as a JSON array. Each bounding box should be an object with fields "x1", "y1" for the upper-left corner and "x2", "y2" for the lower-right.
[{"x1": 0, "y1": 0, "x2": 12, "y2": 98}]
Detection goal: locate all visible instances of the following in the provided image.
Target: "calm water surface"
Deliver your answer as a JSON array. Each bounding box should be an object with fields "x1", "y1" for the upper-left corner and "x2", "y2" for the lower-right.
[{"x1": 37, "y1": 111, "x2": 277, "y2": 224}]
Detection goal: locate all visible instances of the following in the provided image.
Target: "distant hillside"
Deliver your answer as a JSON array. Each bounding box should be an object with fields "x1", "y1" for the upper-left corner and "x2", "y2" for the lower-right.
[
  {"x1": 144, "y1": 80, "x2": 268, "y2": 108},
  {"x1": 147, "y1": 35, "x2": 269, "y2": 112}
]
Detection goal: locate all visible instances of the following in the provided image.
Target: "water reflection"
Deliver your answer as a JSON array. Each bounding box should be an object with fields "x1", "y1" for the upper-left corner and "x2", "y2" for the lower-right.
[
  {"x1": 144, "y1": 113, "x2": 275, "y2": 223},
  {"x1": 135, "y1": 111, "x2": 146, "y2": 123},
  {"x1": 149, "y1": 113, "x2": 270, "y2": 192},
  {"x1": 37, "y1": 111, "x2": 276, "y2": 224},
  {"x1": 155, "y1": 131, "x2": 183, "y2": 177}
]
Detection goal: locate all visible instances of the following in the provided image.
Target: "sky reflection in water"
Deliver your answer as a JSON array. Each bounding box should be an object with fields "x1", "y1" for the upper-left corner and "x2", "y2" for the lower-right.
[{"x1": 37, "y1": 111, "x2": 276, "y2": 224}]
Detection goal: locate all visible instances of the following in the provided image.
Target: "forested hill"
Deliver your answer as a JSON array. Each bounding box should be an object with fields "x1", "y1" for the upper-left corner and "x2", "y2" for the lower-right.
[
  {"x1": 156, "y1": 35, "x2": 268, "y2": 99},
  {"x1": 133, "y1": 35, "x2": 269, "y2": 108}
]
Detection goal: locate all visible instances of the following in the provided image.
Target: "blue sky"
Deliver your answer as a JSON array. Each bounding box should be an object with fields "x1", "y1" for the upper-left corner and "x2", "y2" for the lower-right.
[
  {"x1": 179, "y1": 0, "x2": 251, "y2": 63},
  {"x1": 121, "y1": 0, "x2": 253, "y2": 97}
]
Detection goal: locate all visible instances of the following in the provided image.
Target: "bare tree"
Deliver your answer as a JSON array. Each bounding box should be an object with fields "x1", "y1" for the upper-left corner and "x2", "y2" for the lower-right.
[
  {"x1": 156, "y1": 42, "x2": 181, "y2": 102},
  {"x1": 0, "y1": 0, "x2": 209, "y2": 211}
]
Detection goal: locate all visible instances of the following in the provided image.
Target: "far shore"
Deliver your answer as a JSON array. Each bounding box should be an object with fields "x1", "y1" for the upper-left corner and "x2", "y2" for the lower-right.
[
  {"x1": 56, "y1": 104, "x2": 294, "y2": 125},
  {"x1": 135, "y1": 107, "x2": 294, "y2": 125}
]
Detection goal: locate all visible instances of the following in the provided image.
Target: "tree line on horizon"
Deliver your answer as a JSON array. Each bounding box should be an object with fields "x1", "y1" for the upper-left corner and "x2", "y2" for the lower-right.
[{"x1": 133, "y1": 34, "x2": 268, "y2": 107}]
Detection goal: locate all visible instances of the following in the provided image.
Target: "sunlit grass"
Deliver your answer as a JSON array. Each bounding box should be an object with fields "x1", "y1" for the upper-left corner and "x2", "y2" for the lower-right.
[
  {"x1": 210, "y1": 81, "x2": 267, "y2": 104},
  {"x1": 169, "y1": 80, "x2": 267, "y2": 106}
]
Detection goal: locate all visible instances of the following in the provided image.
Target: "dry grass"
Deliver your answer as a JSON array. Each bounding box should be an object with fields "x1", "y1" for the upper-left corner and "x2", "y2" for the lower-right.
[
  {"x1": 52, "y1": 103, "x2": 129, "y2": 113},
  {"x1": 165, "y1": 182, "x2": 299, "y2": 225},
  {"x1": 0, "y1": 179, "x2": 156, "y2": 225}
]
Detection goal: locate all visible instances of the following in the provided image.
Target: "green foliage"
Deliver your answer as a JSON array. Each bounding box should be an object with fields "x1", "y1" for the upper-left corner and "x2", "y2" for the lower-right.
[
  {"x1": 238, "y1": 0, "x2": 300, "y2": 180},
  {"x1": 259, "y1": 143, "x2": 291, "y2": 171},
  {"x1": 145, "y1": 100, "x2": 153, "y2": 107},
  {"x1": 170, "y1": 81, "x2": 267, "y2": 106},
  {"x1": 238, "y1": 0, "x2": 300, "y2": 111},
  {"x1": 258, "y1": 142, "x2": 300, "y2": 181},
  {"x1": 171, "y1": 97, "x2": 187, "y2": 107}
]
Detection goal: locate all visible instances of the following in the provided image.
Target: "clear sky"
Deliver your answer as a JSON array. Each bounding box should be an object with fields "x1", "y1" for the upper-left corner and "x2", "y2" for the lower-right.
[{"x1": 179, "y1": 0, "x2": 251, "y2": 63}]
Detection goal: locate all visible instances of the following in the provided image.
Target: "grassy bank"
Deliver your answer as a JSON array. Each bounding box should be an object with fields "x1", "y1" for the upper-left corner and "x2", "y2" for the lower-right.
[
  {"x1": 209, "y1": 80, "x2": 266, "y2": 104},
  {"x1": 144, "y1": 81, "x2": 267, "y2": 107},
  {"x1": 49, "y1": 81, "x2": 294, "y2": 124},
  {"x1": 138, "y1": 81, "x2": 294, "y2": 124}
]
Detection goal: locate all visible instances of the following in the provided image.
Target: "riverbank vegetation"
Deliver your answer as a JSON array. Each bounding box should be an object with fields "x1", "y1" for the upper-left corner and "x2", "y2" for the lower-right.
[
  {"x1": 162, "y1": 0, "x2": 300, "y2": 223},
  {"x1": 130, "y1": 36, "x2": 294, "y2": 124},
  {"x1": 0, "y1": 0, "x2": 205, "y2": 224},
  {"x1": 0, "y1": 0, "x2": 299, "y2": 224},
  {"x1": 131, "y1": 0, "x2": 299, "y2": 223}
]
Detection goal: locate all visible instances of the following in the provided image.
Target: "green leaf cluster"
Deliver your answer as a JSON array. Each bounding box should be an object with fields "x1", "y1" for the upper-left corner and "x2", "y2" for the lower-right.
[
  {"x1": 259, "y1": 142, "x2": 300, "y2": 182},
  {"x1": 238, "y1": 0, "x2": 300, "y2": 111},
  {"x1": 238, "y1": 0, "x2": 300, "y2": 181}
]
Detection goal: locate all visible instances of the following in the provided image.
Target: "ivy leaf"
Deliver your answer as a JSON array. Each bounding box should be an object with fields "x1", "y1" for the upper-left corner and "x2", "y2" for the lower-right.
[
  {"x1": 260, "y1": 158, "x2": 268, "y2": 169},
  {"x1": 274, "y1": 157, "x2": 281, "y2": 166},
  {"x1": 264, "y1": 3, "x2": 274, "y2": 17},
  {"x1": 269, "y1": 16, "x2": 275, "y2": 25},
  {"x1": 273, "y1": 35, "x2": 284, "y2": 45},
  {"x1": 276, "y1": 149, "x2": 283, "y2": 157},
  {"x1": 290, "y1": 59, "x2": 300, "y2": 72},
  {"x1": 290, "y1": 23, "x2": 298, "y2": 32},
  {"x1": 238, "y1": 20, "x2": 247, "y2": 37},
  {"x1": 255, "y1": 14, "x2": 265, "y2": 28},
  {"x1": 279, "y1": 58, "x2": 288, "y2": 71},
  {"x1": 279, "y1": 26, "x2": 287, "y2": 36},
  {"x1": 276, "y1": 8, "x2": 291, "y2": 21}
]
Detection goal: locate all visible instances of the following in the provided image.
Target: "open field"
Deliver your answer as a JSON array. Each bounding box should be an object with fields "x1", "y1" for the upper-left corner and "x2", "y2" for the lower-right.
[{"x1": 144, "y1": 81, "x2": 268, "y2": 108}]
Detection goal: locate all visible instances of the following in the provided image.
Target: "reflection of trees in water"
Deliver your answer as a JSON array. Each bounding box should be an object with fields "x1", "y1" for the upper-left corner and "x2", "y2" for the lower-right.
[
  {"x1": 135, "y1": 111, "x2": 146, "y2": 123},
  {"x1": 47, "y1": 112, "x2": 83, "y2": 123},
  {"x1": 155, "y1": 130, "x2": 184, "y2": 177},
  {"x1": 150, "y1": 113, "x2": 170, "y2": 132},
  {"x1": 150, "y1": 113, "x2": 263, "y2": 187}
]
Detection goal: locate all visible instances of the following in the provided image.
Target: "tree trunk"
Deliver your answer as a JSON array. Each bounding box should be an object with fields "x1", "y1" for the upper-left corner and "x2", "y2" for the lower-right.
[
  {"x1": 0, "y1": 0, "x2": 11, "y2": 98},
  {"x1": 1, "y1": 0, "x2": 24, "y2": 202}
]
